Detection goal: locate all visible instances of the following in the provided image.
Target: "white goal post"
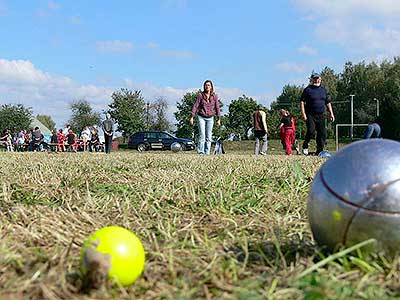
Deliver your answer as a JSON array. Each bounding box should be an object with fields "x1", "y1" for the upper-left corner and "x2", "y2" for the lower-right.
[{"x1": 335, "y1": 124, "x2": 369, "y2": 152}]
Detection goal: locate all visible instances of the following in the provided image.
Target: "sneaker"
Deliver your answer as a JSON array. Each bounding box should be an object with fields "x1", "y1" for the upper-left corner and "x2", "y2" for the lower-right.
[
  {"x1": 302, "y1": 148, "x2": 309, "y2": 155},
  {"x1": 260, "y1": 151, "x2": 266, "y2": 155}
]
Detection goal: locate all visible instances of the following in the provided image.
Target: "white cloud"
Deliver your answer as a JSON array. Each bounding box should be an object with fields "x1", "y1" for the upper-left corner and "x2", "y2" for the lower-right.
[
  {"x1": 276, "y1": 62, "x2": 305, "y2": 73},
  {"x1": 0, "y1": 58, "x2": 264, "y2": 129},
  {"x1": 70, "y1": 15, "x2": 81, "y2": 25},
  {"x1": 147, "y1": 42, "x2": 160, "y2": 49},
  {"x1": 159, "y1": 50, "x2": 197, "y2": 59},
  {"x1": 0, "y1": 1, "x2": 9, "y2": 16},
  {"x1": 297, "y1": 45, "x2": 318, "y2": 56},
  {"x1": 147, "y1": 42, "x2": 197, "y2": 59},
  {"x1": 293, "y1": 0, "x2": 400, "y2": 17},
  {"x1": 95, "y1": 40, "x2": 134, "y2": 53},
  {"x1": 293, "y1": 0, "x2": 400, "y2": 59},
  {"x1": 0, "y1": 59, "x2": 113, "y2": 127},
  {"x1": 47, "y1": 0, "x2": 60, "y2": 11}
]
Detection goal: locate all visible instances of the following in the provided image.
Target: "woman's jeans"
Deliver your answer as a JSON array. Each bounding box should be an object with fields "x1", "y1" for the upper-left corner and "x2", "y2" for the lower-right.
[
  {"x1": 197, "y1": 115, "x2": 214, "y2": 155},
  {"x1": 364, "y1": 123, "x2": 381, "y2": 139}
]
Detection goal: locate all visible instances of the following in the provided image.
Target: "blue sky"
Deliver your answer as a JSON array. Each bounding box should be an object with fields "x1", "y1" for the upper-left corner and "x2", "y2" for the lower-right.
[{"x1": 0, "y1": 0, "x2": 399, "y2": 127}]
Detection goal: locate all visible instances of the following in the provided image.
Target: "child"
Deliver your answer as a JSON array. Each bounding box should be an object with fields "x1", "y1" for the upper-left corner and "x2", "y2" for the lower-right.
[
  {"x1": 89, "y1": 129, "x2": 100, "y2": 152},
  {"x1": 278, "y1": 109, "x2": 295, "y2": 155},
  {"x1": 16, "y1": 129, "x2": 25, "y2": 151},
  {"x1": 57, "y1": 128, "x2": 65, "y2": 152},
  {"x1": 66, "y1": 129, "x2": 77, "y2": 152},
  {"x1": 50, "y1": 128, "x2": 58, "y2": 152}
]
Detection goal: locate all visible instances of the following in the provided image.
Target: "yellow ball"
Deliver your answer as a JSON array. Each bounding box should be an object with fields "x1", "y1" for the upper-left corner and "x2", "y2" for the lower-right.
[{"x1": 81, "y1": 226, "x2": 145, "y2": 286}]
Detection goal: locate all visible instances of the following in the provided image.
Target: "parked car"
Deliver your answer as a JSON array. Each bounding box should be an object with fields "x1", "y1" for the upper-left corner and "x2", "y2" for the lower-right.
[{"x1": 128, "y1": 131, "x2": 195, "y2": 152}]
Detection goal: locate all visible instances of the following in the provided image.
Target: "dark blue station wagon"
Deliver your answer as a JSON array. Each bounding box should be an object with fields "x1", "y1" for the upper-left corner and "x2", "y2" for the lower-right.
[{"x1": 128, "y1": 131, "x2": 195, "y2": 152}]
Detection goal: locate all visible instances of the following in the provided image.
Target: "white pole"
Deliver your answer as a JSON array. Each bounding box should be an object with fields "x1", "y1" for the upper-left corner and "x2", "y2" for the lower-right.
[
  {"x1": 350, "y1": 95, "x2": 355, "y2": 141},
  {"x1": 374, "y1": 98, "x2": 379, "y2": 117}
]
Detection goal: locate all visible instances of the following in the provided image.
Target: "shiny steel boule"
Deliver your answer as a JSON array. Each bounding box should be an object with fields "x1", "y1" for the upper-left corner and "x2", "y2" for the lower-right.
[
  {"x1": 171, "y1": 142, "x2": 182, "y2": 153},
  {"x1": 318, "y1": 150, "x2": 332, "y2": 158},
  {"x1": 308, "y1": 139, "x2": 400, "y2": 255}
]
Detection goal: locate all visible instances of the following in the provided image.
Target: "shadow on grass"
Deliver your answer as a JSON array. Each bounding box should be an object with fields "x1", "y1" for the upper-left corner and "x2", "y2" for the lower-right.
[{"x1": 225, "y1": 236, "x2": 318, "y2": 268}]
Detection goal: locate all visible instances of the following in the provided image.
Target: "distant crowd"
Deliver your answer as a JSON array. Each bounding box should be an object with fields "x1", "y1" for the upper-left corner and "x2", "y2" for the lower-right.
[{"x1": 0, "y1": 124, "x2": 104, "y2": 152}]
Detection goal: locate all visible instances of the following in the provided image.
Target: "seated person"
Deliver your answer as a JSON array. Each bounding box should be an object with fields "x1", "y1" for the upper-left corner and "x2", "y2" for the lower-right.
[
  {"x1": 89, "y1": 129, "x2": 101, "y2": 152},
  {"x1": 66, "y1": 129, "x2": 77, "y2": 152},
  {"x1": 0, "y1": 129, "x2": 13, "y2": 151},
  {"x1": 31, "y1": 127, "x2": 44, "y2": 151},
  {"x1": 16, "y1": 129, "x2": 26, "y2": 151},
  {"x1": 57, "y1": 129, "x2": 66, "y2": 152},
  {"x1": 50, "y1": 128, "x2": 58, "y2": 151}
]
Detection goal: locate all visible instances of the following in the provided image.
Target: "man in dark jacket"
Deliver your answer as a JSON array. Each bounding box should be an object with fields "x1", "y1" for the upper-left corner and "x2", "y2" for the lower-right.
[
  {"x1": 300, "y1": 72, "x2": 335, "y2": 155},
  {"x1": 102, "y1": 113, "x2": 114, "y2": 154}
]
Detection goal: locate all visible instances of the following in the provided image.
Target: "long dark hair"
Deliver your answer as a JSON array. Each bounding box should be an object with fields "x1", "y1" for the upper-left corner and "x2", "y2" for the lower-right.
[{"x1": 202, "y1": 80, "x2": 214, "y2": 97}]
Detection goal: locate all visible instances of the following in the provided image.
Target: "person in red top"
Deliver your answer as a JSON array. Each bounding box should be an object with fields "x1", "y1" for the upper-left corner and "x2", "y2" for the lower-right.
[
  {"x1": 278, "y1": 109, "x2": 296, "y2": 155},
  {"x1": 190, "y1": 80, "x2": 221, "y2": 155},
  {"x1": 57, "y1": 128, "x2": 65, "y2": 152}
]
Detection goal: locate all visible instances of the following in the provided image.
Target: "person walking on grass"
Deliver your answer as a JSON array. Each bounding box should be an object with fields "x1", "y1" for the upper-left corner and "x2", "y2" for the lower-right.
[
  {"x1": 277, "y1": 109, "x2": 295, "y2": 155},
  {"x1": 300, "y1": 72, "x2": 335, "y2": 156},
  {"x1": 253, "y1": 105, "x2": 268, "y2": 155},
  {"x1": 190, "y1": 80, "x2": 221, "y2": 155}
]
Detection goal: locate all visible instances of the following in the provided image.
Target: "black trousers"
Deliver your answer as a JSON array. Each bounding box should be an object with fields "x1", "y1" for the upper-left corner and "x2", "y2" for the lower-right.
[
  {"x1": 302, "y1": 113, "x2": 326, "y2": 154},
  {"x1": 104, "y1": 134, "x2": 113, "y2": 154}
]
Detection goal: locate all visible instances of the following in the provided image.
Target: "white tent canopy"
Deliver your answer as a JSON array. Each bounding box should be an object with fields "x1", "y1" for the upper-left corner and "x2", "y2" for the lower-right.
[{"x1": 30, "y1": 118, "x2": 52, "y2": 135}]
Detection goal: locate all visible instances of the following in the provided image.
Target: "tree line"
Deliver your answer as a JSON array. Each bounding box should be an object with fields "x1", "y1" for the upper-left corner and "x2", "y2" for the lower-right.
[{"x1": 1, "y1": 58, "x2": 400, "y2": 140}]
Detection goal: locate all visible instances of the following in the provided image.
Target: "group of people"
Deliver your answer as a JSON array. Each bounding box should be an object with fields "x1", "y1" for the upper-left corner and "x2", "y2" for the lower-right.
[
  {"x1": 190, "y1": 74, "x2": 383, "y2": 157},
  {"x1": 1, "y1": 113, "x2": 115, "y2": 154},
  {"x1": 50, "y1": 125, "x2": 104, "y2": 152},
  {"x1": 0, "y1": 125, "x2": 103, "y2": 152},
  {"x1": 190, "y1": 75, "x2": 336, "y2": 156}
]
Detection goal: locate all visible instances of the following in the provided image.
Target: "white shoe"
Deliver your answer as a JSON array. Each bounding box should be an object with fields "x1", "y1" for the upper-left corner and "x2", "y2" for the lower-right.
[
  {"x1": 302, "y1": 148, "x2": 309, "y2": 155},
  {"x1": 260, "y1": 151, "x2": 266, "y2": 155}
]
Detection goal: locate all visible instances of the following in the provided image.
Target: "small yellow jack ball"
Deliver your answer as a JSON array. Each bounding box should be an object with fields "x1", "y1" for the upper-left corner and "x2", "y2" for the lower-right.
[{"x1": 81, "y1": 226, "x2": 145, "y2": 286}]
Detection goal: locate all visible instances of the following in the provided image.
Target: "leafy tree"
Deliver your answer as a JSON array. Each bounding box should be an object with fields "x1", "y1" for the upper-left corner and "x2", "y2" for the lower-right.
[
  {"x1": 108, "y1": 88, "x2": 146, "y2": 137},
  {"x1": 380, "y1": 58, "x2": 400, "y2": 138},
  {"x1": 271, "y1": 84, "x2": 303, "y2": 113},
  {"x1": 174, "y1": 90, "x2": 201, "y2": 138},
  {"x1": 36, "y1": 114, "x2": 56, "y2": 131},
  {"x1": 0, "y1": 104, "x2": 32, "y2": 134},
  {"x1": 149, "y1": 97, "x2": 172, "y2": 132},
  {"x1": 227, "y1": 95, "x2": 258, "y2": 139},
  {"x1": 68, "y1": 99, "x2": 101, "y2": 134}
]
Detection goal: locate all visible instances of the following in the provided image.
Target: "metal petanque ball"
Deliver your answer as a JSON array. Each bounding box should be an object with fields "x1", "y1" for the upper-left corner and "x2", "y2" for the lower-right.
[
  {"x1": 171, "y1": 142, "x2": 182, "y2": 153},
  {"x1": 308, "y1": 139, "x2": 400, "y2": 255},
  {"x1": 318, "y1": 150, "x2": 332, "y2": 158}
]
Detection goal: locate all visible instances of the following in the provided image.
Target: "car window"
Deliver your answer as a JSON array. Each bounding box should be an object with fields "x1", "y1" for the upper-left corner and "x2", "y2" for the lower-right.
[
  {"x1": 145, "y1": 132, "x2": 158, "y2": 139},
  {"x1": 159, "y1": 132, "x2": 172, "y2": 139}
]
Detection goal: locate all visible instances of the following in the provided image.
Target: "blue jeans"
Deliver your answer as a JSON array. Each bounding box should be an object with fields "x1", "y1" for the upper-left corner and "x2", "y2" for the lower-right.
[
  {"x1": 364, "y1": 123, "x2": 381, "y2": 139},
  {"x1": 197, "y1": 115, "x2": 214, "y2": 155}
]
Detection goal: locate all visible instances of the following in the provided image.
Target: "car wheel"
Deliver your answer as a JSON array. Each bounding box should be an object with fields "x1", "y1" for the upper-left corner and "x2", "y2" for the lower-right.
[{"x1": 137, "y1": 143, "x2": 146, "y2": 152}]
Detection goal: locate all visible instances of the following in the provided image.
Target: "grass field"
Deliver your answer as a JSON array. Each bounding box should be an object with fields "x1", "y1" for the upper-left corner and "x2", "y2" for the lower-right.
[{"x1": 1, "y1": 142, "x2": 399, "y2": 300}]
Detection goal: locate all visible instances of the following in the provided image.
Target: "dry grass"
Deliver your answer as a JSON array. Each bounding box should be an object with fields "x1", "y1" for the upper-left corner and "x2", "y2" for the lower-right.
[{"x1": 1, "y1": 149, "x2": 400, "y2": 300}]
